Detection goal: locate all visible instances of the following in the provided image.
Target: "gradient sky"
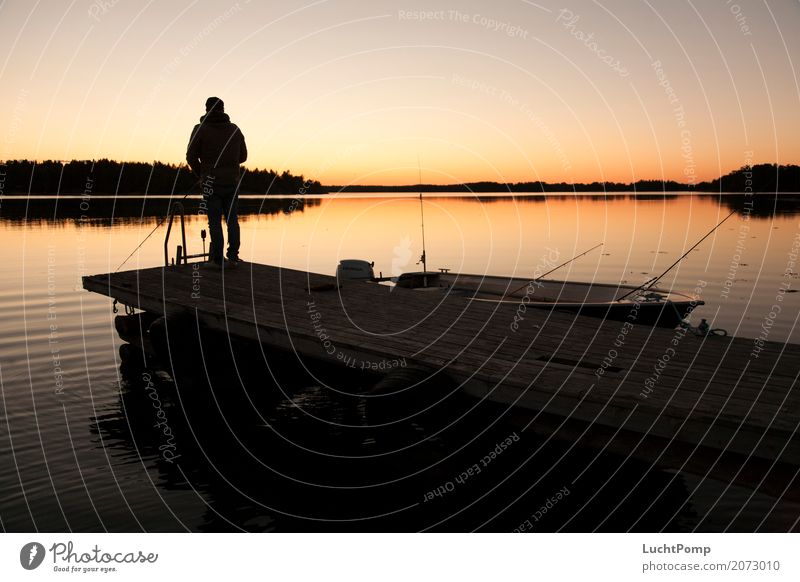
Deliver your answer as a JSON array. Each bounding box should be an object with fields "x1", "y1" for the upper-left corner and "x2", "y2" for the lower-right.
[{"x1": 1, "y1": 0, "x2": 798, "y2": 185}]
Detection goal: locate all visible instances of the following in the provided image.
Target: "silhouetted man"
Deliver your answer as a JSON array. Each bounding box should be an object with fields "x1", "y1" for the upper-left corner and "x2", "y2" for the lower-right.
[{"x1": 186, "y1": 97, "x2": 247, "y2": 267}]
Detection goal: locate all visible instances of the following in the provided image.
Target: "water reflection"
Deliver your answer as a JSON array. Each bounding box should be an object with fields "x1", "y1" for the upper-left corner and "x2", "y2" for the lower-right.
[
  {"x1": 88, "y1": 313, "x2": 704, "y2": 532},
  {"x1": 3, "y1": 193, "x2": 800, "y2": 532},
  {"x1": 0, "y1": 196, "x2": 321, "y2": 224},
  {"x1": 6, "y1": 193, "x2": 800, "y2": 222},
  {"x1": 709, "y1": 193, "x2": 800, "y2": 217}
]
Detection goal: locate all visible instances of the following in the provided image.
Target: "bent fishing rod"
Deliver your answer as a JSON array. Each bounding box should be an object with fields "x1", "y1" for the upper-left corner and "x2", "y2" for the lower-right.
[
  {"x1": 615, "y1": 208, "x2": 737, "y2": 301},
  {"x1": 503, "y1": 242, "x2": 604, "y2": 298},
  {"x1": 114, "y1": 178, "x2": 202, "y2": 272}
]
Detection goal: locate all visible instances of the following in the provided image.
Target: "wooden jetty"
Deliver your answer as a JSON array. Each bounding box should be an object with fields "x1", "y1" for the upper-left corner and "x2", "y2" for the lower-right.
[{"x1": 83, "y1": 262, "x2": 800, "y2": 501}]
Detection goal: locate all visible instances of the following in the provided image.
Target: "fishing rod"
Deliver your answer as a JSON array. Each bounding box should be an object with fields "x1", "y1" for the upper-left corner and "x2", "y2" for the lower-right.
[
  {"x1": 114, "y1": 178, "x2": 201, "y2": 272},
  {"x1": 416, "y1": 154, "x2": 427, "y2": 274},
  {"x1": 503, "y1": 242, "x2": 604, "y2": 298},
  {"x1": 615, "y1": 208, "x2": 736, "y2": 301}
]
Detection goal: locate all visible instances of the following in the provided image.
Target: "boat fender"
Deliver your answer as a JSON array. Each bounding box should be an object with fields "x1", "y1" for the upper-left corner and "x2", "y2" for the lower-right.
[
  {"x1": 147, "y1": 312, "x2": 203, "y2": 366},
  {"x1": 364, "y1": 364, "x2": 466, "y2": 428}
]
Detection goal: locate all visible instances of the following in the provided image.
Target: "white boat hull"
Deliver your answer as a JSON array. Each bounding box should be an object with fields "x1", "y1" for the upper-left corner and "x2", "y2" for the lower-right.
[{"x1": 397, "y1": 272, "x2": 703, "y2": 328}]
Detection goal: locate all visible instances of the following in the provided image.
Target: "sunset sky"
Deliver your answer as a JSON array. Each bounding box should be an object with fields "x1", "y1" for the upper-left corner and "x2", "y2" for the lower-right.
[{"x1": 1, "y1": 0, "x2": 798, "y2": 186}]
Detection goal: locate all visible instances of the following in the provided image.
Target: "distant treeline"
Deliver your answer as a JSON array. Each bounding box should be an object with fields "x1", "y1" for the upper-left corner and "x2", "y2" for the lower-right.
[
  {"x1": 0, "y1": 159, "x2": 325, "y2": 195},
  {"x1": 3, "y1": 159, "x2": 798, "y2": 196},
  {"x1": 698, "y1": 163, "x2": 800, "y2": 193},
  {"x1": 329, "y1": 164, "x2": 800, "y2": 193},
  {"x1": 329, "y1": 179, "x2": 693, "y2": 193}
]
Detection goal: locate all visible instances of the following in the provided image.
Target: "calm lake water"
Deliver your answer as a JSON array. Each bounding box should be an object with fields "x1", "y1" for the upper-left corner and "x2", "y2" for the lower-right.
[{"x1": 1, "y1": 193, "x2": 799, "y2": 532}]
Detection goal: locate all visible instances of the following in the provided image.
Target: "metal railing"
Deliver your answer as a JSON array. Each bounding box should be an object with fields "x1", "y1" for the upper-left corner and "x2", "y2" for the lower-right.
[{"x1": 164, "y1": 202, "x2": 208, "y2": 266}]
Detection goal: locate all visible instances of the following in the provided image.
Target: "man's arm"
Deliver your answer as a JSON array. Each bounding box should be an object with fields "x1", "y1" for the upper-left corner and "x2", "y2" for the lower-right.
[
  {"x1": 186, "y1": 124, "x2": 202, "y2": 176},
  {"x1": 238, "y1": 128, "x2": 247, "y2": 164}
]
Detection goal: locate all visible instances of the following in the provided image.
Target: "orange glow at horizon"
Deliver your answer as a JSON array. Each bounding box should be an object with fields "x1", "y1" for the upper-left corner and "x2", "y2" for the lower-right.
[{"x1": 1, "y1": 1, "x2": 798, "y2": 186}]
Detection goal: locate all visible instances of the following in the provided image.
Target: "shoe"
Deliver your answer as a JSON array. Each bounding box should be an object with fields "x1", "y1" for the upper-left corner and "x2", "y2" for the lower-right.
[
  {"x1": 225, "y1": 256, "x2": 241, "y2": 269},
  {"x1": 202, "y1": 259, "x2": 222, "y2": 270}
]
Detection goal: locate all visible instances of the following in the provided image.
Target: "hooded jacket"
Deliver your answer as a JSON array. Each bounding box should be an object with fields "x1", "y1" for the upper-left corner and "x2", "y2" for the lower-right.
[{"x1": 186, "y1": 110, "x2": 247, "y2": 186}]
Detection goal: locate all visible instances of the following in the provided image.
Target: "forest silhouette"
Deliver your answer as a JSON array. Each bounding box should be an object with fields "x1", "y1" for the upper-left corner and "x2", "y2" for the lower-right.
[
  {"x1": 331, "y1": 164, "x2": 800, "y2": 193},
  {"x1": 1, "y1": 159, "x2": 324, "y2": 195},
  {"x1": 1, "y1": 160, "x2": 797, "y2": 196}
]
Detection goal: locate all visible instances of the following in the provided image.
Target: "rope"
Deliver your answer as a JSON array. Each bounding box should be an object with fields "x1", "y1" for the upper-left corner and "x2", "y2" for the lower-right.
[{"x1": 678, "y1": 317, "x2": 728, "y2": 337}]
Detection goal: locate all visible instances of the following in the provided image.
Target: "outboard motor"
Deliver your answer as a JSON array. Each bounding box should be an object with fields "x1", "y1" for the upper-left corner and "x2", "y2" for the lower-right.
[{"x1": 336, "y1": 259, "x2": 375, "y2": 281}]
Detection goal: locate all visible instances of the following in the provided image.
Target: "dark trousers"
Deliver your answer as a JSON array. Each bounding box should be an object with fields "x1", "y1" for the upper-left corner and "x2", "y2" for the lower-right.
[{"x1": 203, "y1": 181, "x2": 239, "y2": 262}]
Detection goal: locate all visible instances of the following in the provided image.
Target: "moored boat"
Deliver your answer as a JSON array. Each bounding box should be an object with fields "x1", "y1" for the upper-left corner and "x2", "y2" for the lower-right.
[{"x1": 395, "y1": 270, "x2": 703, "y2": 328}]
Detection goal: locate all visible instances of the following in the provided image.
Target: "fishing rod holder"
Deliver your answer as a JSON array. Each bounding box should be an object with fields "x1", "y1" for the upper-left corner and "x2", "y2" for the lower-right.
[{"x1": 164, "y1": 201, "x2": 209, "y2": 266}]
